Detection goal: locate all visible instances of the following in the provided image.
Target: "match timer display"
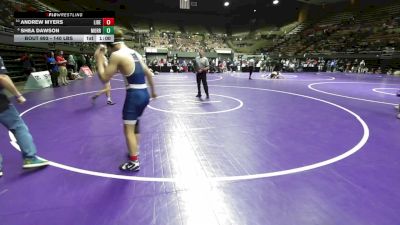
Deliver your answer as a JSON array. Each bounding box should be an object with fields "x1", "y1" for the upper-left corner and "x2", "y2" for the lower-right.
[{"x1": 14, "y1": 12, "x2": 115, "y2": 42}]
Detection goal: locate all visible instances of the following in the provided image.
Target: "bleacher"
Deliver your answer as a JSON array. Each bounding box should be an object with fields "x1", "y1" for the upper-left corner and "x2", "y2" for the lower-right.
[
  {"x1": 357, "y1": 2, "x2": 400, "y2": 24},
  {"x1": 154, "y1": 22, "x2": 180, "y2": 33},
  {"x1": 267, "y1": 1, "x2": 400, "y2": 58},
  {"x1": 0, "y1": 44, "x2": 48, "y2": 80},
  {"x1": 184, "y1": 25, "x2": 208, "y2": 34},
  {"x1": 280, "y1": 21, "x2": 302, "y2": 35},
  {"x1": 319, "y1": 11, "x2": 355, "y2": 26}
]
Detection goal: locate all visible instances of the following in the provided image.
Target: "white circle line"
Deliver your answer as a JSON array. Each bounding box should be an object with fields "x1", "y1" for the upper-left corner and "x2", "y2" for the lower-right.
[
  {"x1": 111, "y1": 75, "x2": 224, "y2": 84},
  {"x1": 281, "y1": 75, "x2": 299, "y2": 78},
  {"x1": 308, "y1": 82, "x2": 398, "y2": 106},
  {"x1": 155, "y1": 76, "x2": 190, "y2": 80},
  {"x1": 230, "y1": 73, "x2": 335, "y2": 81},
  {"x1": 157, "y1": 75, "x2": 223, "y2": 83},
  {"x1": 9, "y1": 84, "x2": 369, "y2": 182},
  {"x1": 147, "y1": 94, "x2": 243, "y2": 115},
  {"x1": 372, "y1": 88, "x2": 398, "y2": 96},
  {"x1": 18, "y1": 88, "x2": 127, "y2": 116}
]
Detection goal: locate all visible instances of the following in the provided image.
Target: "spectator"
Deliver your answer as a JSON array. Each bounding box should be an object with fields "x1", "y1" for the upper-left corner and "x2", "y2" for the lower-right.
[
  {"x1": 358, "y1": 60, "x2": 366, "y2": 73},
  {"x1": 14, "y1": 52, "x2": 35, "y2": 78},
  {"x1": 56, "y1": 51, "x2": 69, "y2": 85},
  {"x1": 0, "y1": 55, "x2": 49, "y2": 177},
  {"x1": 67, "y1": 54, "x2": 77, "y2": 73},
  {"x1": 47, "y1": 51, "x2": 59, "y2": 88}
]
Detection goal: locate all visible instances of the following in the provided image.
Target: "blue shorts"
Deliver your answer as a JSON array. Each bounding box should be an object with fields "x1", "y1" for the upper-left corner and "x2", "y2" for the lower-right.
[{"x1": 123, "y1": 89, "x2": 150, "y2": 124}]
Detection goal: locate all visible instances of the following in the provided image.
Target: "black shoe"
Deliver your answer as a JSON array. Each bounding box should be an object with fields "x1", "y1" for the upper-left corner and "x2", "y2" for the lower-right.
[
  {"x1": 91, "y1": 95, "x2": 98, "y2": 104},
  {"x1": 120, "y1": 160, "x2": 140, "y2": 172},
  {"x1": 206, "y1": 95, "x2": 210, "y2": 99},
  {"x1": 196, "y1": 94, "x2": 202, "y2": 98},
  {"x1": 107, "y1": 100, "x2": 116, "y2": 105}
]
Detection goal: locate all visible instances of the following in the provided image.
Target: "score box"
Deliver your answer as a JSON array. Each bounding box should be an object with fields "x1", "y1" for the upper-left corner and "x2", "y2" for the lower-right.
[
  {"x1": 102, "y1": 18, "x2": 115, "y2": 26},
  {"x1": 13, "y1": 12, "x2": 116, "y2": 43},
  {"x1": 95, "y1": 35, "x2": 114, "y2": 42},
  {"x1": 103, "y1": 26, "x2": 114, "y2": 34}
]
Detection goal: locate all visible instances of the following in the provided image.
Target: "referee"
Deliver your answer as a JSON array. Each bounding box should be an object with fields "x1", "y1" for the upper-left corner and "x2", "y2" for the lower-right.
[
  {"x1": 194, "y1": 50, "x2": 210, "y2": 99},
  {"x1": 248, "y1": 58, "x2": 255, "y2": 80}
]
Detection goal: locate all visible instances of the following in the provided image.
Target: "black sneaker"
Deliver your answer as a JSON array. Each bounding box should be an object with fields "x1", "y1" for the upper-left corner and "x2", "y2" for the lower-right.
[
  {"x1": 196, "y1": 94, "x2": 202, "y2": 98},
  {"x1": 107, "y1": 100, "x2": 116, "y2": 105},
  {"x1": 120, "y1": 161, "x2": 140, "y2": 172},
  {"x1": 91, "y1": 95, "x2": 98, "y2": 102}
]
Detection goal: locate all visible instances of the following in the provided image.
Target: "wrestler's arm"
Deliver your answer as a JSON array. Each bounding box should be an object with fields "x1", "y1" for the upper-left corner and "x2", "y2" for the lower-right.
[
  {"x1": 95, "y1": 45, "x2": 119, "y2": 83},
  {"x1": 0, "y1": 74, "x2": 26, "y2": 103},
  {"x1": 140, "y1": 61, "x2": 157, "y2": 98},
  {"x1": 97, "y1": 53, "x2": 120, "y2": 83}
]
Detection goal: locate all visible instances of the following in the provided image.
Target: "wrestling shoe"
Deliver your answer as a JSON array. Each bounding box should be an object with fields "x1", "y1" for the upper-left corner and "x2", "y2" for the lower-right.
[
  {"x1": 120, "y1": 160, "x2": 140, "y2": 172},
  {"x1": 91, "y1": 95, "x2": 99, "y2": 103},
  {"x1": 107, "y1": 100, "x2": 116, "y2": 105}
]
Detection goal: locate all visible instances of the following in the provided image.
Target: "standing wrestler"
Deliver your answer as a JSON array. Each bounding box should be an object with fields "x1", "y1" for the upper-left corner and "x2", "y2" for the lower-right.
[
  {"x1": 95, "y1": 30, "x2": 156, "y2": 171},
  {"x1": 92, "y1": 49, "x2": 115, "y2": 105}
]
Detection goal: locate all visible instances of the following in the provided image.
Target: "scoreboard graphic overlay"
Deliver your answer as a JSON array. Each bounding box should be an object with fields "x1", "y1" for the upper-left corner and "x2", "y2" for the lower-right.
[{"x1": 14, "y1": 12, "x2": 115, "y2": 42}]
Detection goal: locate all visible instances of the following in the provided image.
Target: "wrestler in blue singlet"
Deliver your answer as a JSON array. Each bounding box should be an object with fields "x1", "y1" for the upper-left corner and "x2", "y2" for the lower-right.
[{"x1": 122, "y1": 51, "x2": 150, "y2": 125}]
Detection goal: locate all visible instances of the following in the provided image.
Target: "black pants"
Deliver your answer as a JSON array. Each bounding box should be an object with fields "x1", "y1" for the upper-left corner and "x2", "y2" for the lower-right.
[
  {"x1": 249, "y1": 66, "x2": 254, "y2": 78},
  {"x1": 67, "y1": 64, "x2": 75, "y2": 73},
  {"x1": 196, "y1": 72, "x2": 209, "y2": 96},
  {"x1": 51, "y1": 71, "x2": 59, "y2": 87}
]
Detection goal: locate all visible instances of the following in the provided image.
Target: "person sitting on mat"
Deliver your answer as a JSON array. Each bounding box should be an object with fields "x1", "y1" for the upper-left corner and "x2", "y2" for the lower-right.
[{"x1": 262, "y1": 61, "x2": 284, "y2": 79}]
